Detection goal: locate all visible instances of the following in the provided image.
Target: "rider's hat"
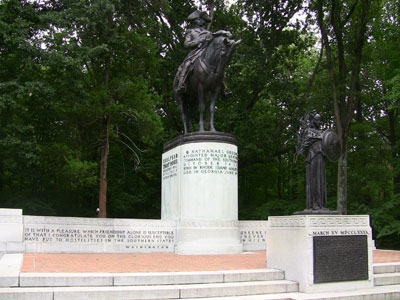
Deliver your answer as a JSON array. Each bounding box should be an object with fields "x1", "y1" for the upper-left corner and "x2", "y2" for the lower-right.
[{"x1": 187, "y1": 10, "x2": 211, "y2": 22}]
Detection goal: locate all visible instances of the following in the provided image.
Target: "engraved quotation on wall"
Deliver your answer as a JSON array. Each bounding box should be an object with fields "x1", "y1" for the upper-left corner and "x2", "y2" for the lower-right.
[
  {"x1": 240, "y1": 229, "x2": 266, "y2": 244},
  {"x1": 24, "y1": 226, "x2": 175, "y2": 250},
  {"x1": 24, "y1": 225, "x2": 265, "y2": 250}
]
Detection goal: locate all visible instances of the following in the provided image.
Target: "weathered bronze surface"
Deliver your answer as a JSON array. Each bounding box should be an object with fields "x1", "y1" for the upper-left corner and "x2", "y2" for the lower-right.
[
  {"x1": 294, "y1": 112, "x2": 341, "y2": 214},
  {"x1": 174, "y1": 9, "x2": 241, "y2": 133}
]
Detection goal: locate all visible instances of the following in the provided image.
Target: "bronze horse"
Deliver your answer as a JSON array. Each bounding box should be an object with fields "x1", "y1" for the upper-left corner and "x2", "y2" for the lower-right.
[{"x1": 174, "y1": 32, "x2": 241, "y2": 133}]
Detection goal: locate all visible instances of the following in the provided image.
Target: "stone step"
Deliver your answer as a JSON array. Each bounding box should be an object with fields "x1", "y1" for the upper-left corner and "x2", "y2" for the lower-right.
[
  {"x1": 19, "y1": 269, "x2": 285, "y2": 287},
  {"x1": 373, "y1": 262, "x2": 400, "y2": 287},
  {"x1": 0, "y1": 253, "x2": 23, "y2": 287},
  {"x1": 0, "y1": 280, "x2": 299, "y2": 300},
  {"x1": 3, "y1": 262, "x2": 400, "y2": 299},
  {"x1": 3, "y1": 284, "x2": 400, "y2": 300},
  {"x1": 373, "y1": 262, "x2": 400, "y2": 274},
  {"x1": 182, "y1": 284, "x2": 400, "y2": 299},
  {"x1": 374, "y1": 272, "x2": 400, "y2": 286}
]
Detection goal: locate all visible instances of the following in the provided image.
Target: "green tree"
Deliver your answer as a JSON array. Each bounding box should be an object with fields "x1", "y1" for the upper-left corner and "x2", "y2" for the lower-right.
[
  {"x1": 351, "y1": 0, "x2": 400, "y2": 248},
  {"x1": 311, "y1": 0, "x2": 376, "y2": 214},
  {"x1": 55, "y1": 0, "x2": 164, "y2": 217},
  {"x1": 214, "y1": 0, "x2": 320, "y2": 217},
  {"x1": 0, "y1": 0, "x2": 52, "y2": 213},
  {"x1": 0, "y1": 0, "x2": 164, "y2": 217}
]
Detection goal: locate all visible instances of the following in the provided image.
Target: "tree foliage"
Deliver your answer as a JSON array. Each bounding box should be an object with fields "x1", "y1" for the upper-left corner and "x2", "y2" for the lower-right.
[{"x1": 1, "y1": 0, "x2": 400, "y2": 248}]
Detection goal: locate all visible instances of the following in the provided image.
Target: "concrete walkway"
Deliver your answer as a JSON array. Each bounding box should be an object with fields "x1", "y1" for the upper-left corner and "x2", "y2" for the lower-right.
[{"x1": 19, "y1": 250, "x2": 400, "y2": 273}]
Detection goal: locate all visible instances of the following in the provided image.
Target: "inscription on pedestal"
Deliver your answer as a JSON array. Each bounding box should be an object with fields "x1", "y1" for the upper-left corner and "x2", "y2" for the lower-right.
[
  {"x1": 313, "y1": 235, "x2": 368, "y2": 283},
  {"x1": 182, "y1": 148, "x2": 238, "y2": 176},
  {"x1": 162, "y1": 147, "x2": 238, "y2": 180},
  {"x1": 162, "y1": 153, "x2": 179, "y2": 180}
]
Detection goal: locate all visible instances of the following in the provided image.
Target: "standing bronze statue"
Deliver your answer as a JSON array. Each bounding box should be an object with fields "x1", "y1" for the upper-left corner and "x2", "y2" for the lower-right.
[
  {"x1": 173, "y1": 9, "x2": 241, "y2": 133},
  {"x1": 294, "y1": 112, "x2": 341, "y2": 214}
]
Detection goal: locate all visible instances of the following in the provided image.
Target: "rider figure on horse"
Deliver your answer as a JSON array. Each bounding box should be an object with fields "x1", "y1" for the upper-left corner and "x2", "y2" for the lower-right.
[
  {"x1": 176, "y1": 9, "x2": 232, "y2": 96},
  {"x1": 176, "y1": 10, "x2": 213, "y2": 94}
]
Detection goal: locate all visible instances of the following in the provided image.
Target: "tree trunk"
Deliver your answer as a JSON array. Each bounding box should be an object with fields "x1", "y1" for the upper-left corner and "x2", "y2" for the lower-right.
[
  {"x1": 98, "y1": 115, "x2": 110, "y2": 218},
  {"x1": 98, "y1": 34, "x2": 112, "y2": 218},
  {"x1": 337, "y1": 147, "x2": 348, "y2": 214}
]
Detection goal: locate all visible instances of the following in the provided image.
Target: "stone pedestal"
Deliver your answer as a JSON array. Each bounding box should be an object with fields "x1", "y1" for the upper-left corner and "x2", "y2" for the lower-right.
[
  {"x1": 267, "y1": 215, "x2": 373, "y2": 293},
  {"x1": 0, "y1": 209, "x2": 25, "y2": 253},
  {"x1": 161, "y1": 132, "x2": 242, "y2": 254}
]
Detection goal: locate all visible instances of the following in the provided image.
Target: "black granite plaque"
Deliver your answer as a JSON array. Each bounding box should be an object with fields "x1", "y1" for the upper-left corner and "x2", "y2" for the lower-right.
[{"x1": 313, "y1": 235, "x2": 368, "y2": 283}]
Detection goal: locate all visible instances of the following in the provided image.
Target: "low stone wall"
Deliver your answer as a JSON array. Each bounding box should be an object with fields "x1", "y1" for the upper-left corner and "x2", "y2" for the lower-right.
[
  {"x1": 240, "y1": 220, "x2": 268, "y2": 251},
  {"x1": 23, "y1": 216, "x2": 176, "y2": 253},
  {"x1": 0, "y1": 209, "x2": 267, "y2": 253},
  {"x1": 0, "y1": 209, "x2": 24, "y2": 253}
]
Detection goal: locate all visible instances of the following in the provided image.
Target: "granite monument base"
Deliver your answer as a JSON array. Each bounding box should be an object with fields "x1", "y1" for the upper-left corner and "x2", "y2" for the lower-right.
[
  {"x1": 267, "y1": 215, "x2": 374, "y2": 293},
  {"x1": 0, "y1": 208, "x2": 267, "y2": 254},
  {"x1": 175, "y1": 220, "x2": 242, "y2": 254},
  {"x1": 0, "y1": 209, "x2": 25, "y2": 253},
  {"x1": 161, "y1": 132, "x2": 243, "y2": 254}
]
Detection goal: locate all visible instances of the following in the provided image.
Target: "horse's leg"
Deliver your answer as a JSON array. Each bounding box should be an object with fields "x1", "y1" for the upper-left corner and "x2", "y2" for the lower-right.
[
  {"x1": 187, "y1": 102, "x2": 193, "y2": 132},
  {"x1": 184, "y1": 101, "x2": 193, "y2": 133},
  {"x1": 209, "y1": 87, "x2": 220, "y2": 132},
  {"x1": 198, "y1": 87, "x2": 206, "y2": 131},
  {"x1": 176, "y1": 94, "x2": 188, "y2": 134}
]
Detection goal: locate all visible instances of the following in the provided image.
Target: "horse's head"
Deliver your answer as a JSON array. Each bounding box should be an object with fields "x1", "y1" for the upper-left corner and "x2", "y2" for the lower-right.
[
  {"x1": 220, "y1": 36, "x2": 241, "y2": 58},
  {"x1": 203, "y1": 31, "x2": 241, "y2": 67}
]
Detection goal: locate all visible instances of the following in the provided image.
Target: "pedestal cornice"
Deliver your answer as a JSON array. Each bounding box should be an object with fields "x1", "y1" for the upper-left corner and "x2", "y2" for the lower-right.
[
  {"x1": 268, "y1": 215, "x2": 370, "y2": 227},
  {"x1": 163, "y1": 132, "x2": 236, "y2": 152}
]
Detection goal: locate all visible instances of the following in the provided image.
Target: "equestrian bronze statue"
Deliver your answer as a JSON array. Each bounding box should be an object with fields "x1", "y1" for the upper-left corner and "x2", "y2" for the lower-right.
[{"x1": 173, "y1": 10, "x2": 241, "y2": 133}]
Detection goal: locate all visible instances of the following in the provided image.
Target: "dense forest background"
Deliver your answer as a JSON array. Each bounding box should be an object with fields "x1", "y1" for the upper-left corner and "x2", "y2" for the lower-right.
[{"x1": 0, "y1": 0, "x2": 399, "y2": 249}]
